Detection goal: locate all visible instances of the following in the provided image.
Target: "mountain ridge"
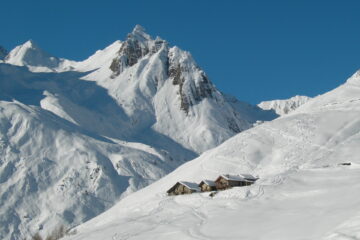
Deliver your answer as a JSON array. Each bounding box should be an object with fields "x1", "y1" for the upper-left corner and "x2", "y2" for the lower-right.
[{"x1": 258, "y1": 95, "x2": 312, "y2": 116}]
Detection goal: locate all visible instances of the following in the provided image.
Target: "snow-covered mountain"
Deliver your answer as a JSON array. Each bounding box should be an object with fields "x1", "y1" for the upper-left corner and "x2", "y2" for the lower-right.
[
  {"x1": 258, "y1": 95, "x2": 312, "y2": 115},
  {"x1": 0, "y1": 46, "x2": 7, "y2": 60},
  {"x1": 67, "y1": 70, "x2": 360, "y2": 240},
  {"x1": 0, "y1": 25, "x2": 277, "y2": 239},
  {"x1": 4, "y1": 40, "x2": 76, "y2": 72}
]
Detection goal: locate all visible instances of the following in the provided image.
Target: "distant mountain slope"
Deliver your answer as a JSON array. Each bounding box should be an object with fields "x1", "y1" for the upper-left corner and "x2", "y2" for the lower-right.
[
  {"x1": 0, "y1": 46, "x2": 7, "y2": 60},
  {"x1": 258, "y1": 95, "x2": 312, "y2": 115},
  {"x1": 67, "y1": 70, "x2": 360, "y2": 240},
  {"x1": 4, "y1": 40, "x2": 76, "y2": 72},
  {"x1": 0, "y1": 25, "x2": 277, "y2": 239}
]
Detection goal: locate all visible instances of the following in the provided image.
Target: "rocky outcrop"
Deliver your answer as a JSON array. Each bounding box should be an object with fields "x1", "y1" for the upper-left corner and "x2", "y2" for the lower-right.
[
  {"x1": 110, "y1": 25, "x2": 167, "y2": 77},
  {"x1": 168, "y1": 48, "x2": 215, "y2": 114}
]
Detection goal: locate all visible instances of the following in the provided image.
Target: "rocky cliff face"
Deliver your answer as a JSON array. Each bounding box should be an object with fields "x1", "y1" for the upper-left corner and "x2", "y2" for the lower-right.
[
  {"x1": 168, "y1": 47, "x2": 215, "y2": 114},
  {"x1": 110, "y1": 25, "x2": 166, "y2": 77}
]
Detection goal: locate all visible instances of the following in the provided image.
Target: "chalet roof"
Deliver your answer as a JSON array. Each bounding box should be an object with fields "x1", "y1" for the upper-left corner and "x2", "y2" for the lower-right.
[
  {"x1": 238, "y1": 173, "x2": 258, "y2": 181},
  {"x1": 199, "y1": 180, "x2": 216, "y2": 187},
  {"x1": 219, "y1": 174, "x2": 257, "y2": 182},
  {"x1": 179, "y1": 181, "x2": 200, "y2": 191},
  {"x1": 220, "y1": 174, "x2": 245, "y2": 181}
]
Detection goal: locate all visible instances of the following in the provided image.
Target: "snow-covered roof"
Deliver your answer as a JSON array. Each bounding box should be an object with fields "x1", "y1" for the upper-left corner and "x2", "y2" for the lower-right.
[
  {"x1": 199, "y1": 180, "x2": 216, "y2": 186},
  {"x1": 179, "y1": 181, "x2": 200, "y2": 191},
  {"x1": 220, "y1": 174, "x2": 245, "y2": 181},
  {"x1": 219, "y1": 174, "x2": 257, "y2": 182},
  {"x1": 238, "y1": 173, "x2": 258, "y2": 181}
]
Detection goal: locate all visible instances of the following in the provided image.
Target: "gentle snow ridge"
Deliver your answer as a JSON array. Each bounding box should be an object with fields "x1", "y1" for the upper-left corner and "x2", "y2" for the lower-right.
[{"x1": 258, "y1": 95, "x2": 312, "y2": 115}]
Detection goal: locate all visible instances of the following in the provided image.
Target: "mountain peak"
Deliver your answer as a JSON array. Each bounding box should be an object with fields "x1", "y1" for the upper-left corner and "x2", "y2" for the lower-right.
[
  {"x1": 128, "y1": 24, "x2": 152, "y2": 42},
  {"x1": 132, "y1": 24, "x2": 146, "y2": 33},
  {"x1": 110, "y1": 25, "x2": 157, "y2": 76},
  {"x1": 23, "y1": 39, "x2": 37, "y2": 48},
  {"x1": 5, "y1": 40, "x2": 61, "y2": 69}
]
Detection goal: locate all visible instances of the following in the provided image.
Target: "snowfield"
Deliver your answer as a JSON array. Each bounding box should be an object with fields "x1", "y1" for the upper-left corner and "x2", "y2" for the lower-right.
[{"x1": 66, "y1": 71, "x2": 360, "y2": 239}]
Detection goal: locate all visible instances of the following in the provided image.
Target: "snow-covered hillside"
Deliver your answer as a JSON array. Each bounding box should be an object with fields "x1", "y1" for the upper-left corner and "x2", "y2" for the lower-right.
[
  {"x1": 0, "y1": 26, "x2": 277, "y2": 239},
  {"x1": 0, "y1": 100, "x2": 182, "y2": 239},
  {"x1": 258, "y1": 95, "x2": 311, "y2": 115},
  {"x1": 67, "y1": 70, "x2": 360, "y2": 240}
]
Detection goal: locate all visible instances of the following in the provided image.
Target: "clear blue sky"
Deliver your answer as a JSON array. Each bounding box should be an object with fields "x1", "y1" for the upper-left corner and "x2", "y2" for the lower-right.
[{"x1": 2, "y1": 0, "x2": 360, "y2": 104}]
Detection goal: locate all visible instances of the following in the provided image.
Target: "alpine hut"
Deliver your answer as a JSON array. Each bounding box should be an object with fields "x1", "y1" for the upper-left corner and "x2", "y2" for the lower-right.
[
  {"x1": 167, "y1": 181, "x2": 200, "y2": 196},
  {"x1": 199, "y1": 180, "x2": 217, "y2": 192},
  {"x1": 215, "y1": 174, "x2": 258, "y2": 190}
]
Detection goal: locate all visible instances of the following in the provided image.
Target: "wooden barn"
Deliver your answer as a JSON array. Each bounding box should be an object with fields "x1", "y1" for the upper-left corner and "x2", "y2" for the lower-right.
[
  {"x1": 215, "y1": 174, "x2": 258, "y2": 190},
  {"x1": 167, "y1": 181, "x2": 200, "y2": 196},
  {"x1": 199, "y1": 180, "x2": 216, "y2": 192}
]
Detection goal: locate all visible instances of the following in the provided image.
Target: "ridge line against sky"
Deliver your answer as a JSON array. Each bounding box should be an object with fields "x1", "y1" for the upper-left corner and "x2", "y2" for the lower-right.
[{"x1": 1, "y1": 0, "x2": 360, "y2": 104}]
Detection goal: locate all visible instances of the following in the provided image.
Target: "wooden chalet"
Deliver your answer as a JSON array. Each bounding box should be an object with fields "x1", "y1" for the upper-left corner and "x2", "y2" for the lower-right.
[
  {"x1": 199, "y1": 180, "x2": 216, "y2": 192},
  {"x1": 215, "y1": 174, "x2": 258, "y2": 190},
  {"x1": 167, "y1": 181, "x2": 200, "y2": 196}
]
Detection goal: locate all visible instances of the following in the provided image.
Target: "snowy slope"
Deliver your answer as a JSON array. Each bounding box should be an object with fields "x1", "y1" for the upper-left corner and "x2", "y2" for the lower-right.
[
  {"x1": 0, "y1": 26, "x2": 277, "y2": 239},
  {"x1": 71, "y1": 40, "x2": 123, "y2": 72},
  {"x1": 67, "y1": 70, "x2": 360, "y2": 240},
  {"x1": 0, "y1": 100, "x2": 184, "y2": 240},
  {"x1": 258, "y1": 95, "x2": 312, "y2": 115}
]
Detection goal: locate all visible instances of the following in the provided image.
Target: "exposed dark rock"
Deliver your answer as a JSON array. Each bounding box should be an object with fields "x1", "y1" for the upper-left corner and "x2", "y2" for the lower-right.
[
  {"x1": 121, "y1": 35, "x2": 150, "y2": 67},
  {"x1": 338, "y1": 162, "x2": 351, "y2": 166},
  {"x1": 109, "y1": 57, "x2": 121, "y2": 75},
  {"x1": 110, "y1": 40, "x2": 149, "y2": 78},
  {"x1": 109, "y1": 28, "x2": 152, "y2": 77},
  {"x1": 227, "y1": 117, "x2": 241, "y2": 133},
  {"x1": 195, "y1": 73, "x2": 213, "y2": 99},
  {"x1": 169, "y1": 60, "x2": 215, "y2": 114},
  {"x1": 169, "y1": 64, "x2": 190, "y2": 113},
  {"x1": 109, "y1": 27, "x2": 169, "y2": 78},
  {"x1": 151, "y1": 38, "x2": 166, "y2": 54},
  {"x1": 169, "y1": 64, "x2": 182, "y2": 85}
]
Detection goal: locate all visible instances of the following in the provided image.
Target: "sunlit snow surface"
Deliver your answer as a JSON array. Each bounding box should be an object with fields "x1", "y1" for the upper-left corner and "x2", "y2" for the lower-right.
[{"x1": 67, "y1": 72, "x2": 360, "y2": 240}]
